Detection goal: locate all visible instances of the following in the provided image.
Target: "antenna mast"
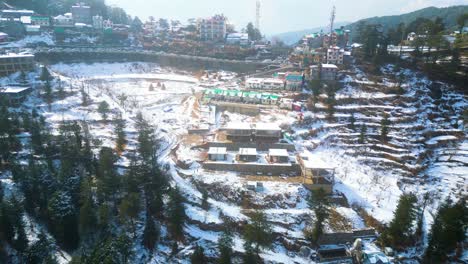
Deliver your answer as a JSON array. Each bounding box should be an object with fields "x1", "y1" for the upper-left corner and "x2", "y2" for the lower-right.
[
  {"x1": 256, "y1": 0, "x2": 261, "y2": 30},
  {"x1": 329, "y1": 5, "x2": 336, "y2": 37}
]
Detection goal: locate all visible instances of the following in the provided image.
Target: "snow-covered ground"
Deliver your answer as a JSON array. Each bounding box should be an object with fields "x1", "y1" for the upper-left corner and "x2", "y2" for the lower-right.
[{"x1": 4, "y1": 59, "x2": 465, "y2": 262}]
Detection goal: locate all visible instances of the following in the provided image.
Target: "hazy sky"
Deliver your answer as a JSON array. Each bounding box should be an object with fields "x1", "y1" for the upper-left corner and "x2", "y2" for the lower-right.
[{"x1": 106, "y1": 0, "x2": 467, "y2": 34}]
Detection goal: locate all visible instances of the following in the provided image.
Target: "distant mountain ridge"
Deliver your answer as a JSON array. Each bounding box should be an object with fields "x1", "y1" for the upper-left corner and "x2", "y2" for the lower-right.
[
  {"x1": 270, "y1": 22, "x2": 350, "y2": 46},
  {"x1": 345, "y1": 5, "x2": 468, "y2": 39},
  {"x1": 273, "y1": 5, "x2": 467, "y2": 46}
]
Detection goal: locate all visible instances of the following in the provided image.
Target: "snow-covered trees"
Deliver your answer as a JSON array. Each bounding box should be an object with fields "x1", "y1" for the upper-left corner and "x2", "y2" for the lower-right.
[
  {"x1": 217, "y1": 229, "x2": 234, "y2": 264},
  {"x1": 381, "y1": 112, "x2": 390, "y2": 142},
  {"x1": 358, "y1": 123, "x2": 367, "y2": 144},
  {"x1": 167, "y1": 187, "x2": 186, "y2": 241},
  {"x1": 306, "y1": 188, "x2": 330, "y2": 243},
  {"x1": 114, "y1": 116, "x2": 127, "y2": 154},
  {"x1": 243, "y1": 211, "x2": 273, "y2": 257},
  {"x1": 381, "y1": 193, "x2": 418, "y2": 248},
  {"x1": 424, "y1": 199, "x2": 467, "y2": 262},
  {"x1": 190, "y1": 244, "x2": 207, "y2": 264},
  {"x1": 142, "y1": 211, "x2": 160, "y2": 250},
  {"x1": 97, "y1": 101, "x2": 110, "y2": 121}
]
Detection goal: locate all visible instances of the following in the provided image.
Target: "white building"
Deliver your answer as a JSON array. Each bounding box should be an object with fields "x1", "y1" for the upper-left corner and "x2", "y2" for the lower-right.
[
  {"x1": 53, "y1": 13, "x2": 74, "y2": 26},
  {"x1": 226, "y1": 33, "x2": 249, "y2": 45},
  {"x1": 208, "y1": 147, "x2": 227, "y2": 161},
  {"x1": 92, "y1": 15, "x2": 103, "y2": 29},
  {"x1": 310, "y1": 64, "x2": 338, "y2": 81},
  {"x1": 327, "y1": 46, "x2": 344, "y2": 65},
  {"x1": 198, "y1": 14, "x2": 226, "y2": 42},
  {"x1": 246, "y1": 78, "x2": 284, "y2": 90}
]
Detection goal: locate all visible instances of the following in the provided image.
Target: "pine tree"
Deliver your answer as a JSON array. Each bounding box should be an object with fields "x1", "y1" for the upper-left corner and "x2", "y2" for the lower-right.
[
  {"x1": 167, "y1": 187, "x2": 186, "y2": 240},
  {"x1": 149, "y1": 83, "x2": 154, "y2": 91},
  {"x1": 119, "y1": 192, "x2": 141, "y2": 237},
  {"x1": 358, "y1": 124, "x2": 367, "y2": 144},
  {"x1": 24, "y1": 232, "x2": 58, "y2": 264},
  {"x1": 307, "y1": 188, "x2": 330, "y2": 243},
  {"x1": 424, "y1": 199, "x2": 467, "y2": 262},
  {"x1": 40, "y1": 66, "x2": 52, "y2": 82},
  {"x1": 10, "y1": 197, "x2": 28, "y2": 251},
  {"x1": 243, "y1": 211, "x2": 273, "y2": 256},
  {"x1": 381, "y1": 112, "x2": 390, "y2": 142},
  {"x1": 201, "y1": 188, "x2": 209, "y2": 211},
  {"x1": 243, "y1": 243, "x2": 261, "y2": 264},
  {"x1": 0, "y1": 200, "x2": 15, "y2": 243},
  {"x1": 144, "y1": 166, "x2": 168, "y2": 218},
  {"x1": 47, "y1": 190, "x2": 79, "y2": 250},
  {"x1": 96, "y1": 147, "x2": 120, "y2": 202},
  {"x1": 84, "y1": 234, "x2": 133, "y2": 264},
  {"x1": 80, "y1": 87, "x2": 89, "y2": 106},
  {"x1": 44, "y1": 80, "x2": 53, "y2": 109},
  {"x1": 115, "y1": 116, "x2": 127, "y2": 154},
  {"x1": 381, "y1": 193, "x2": 418, "y2": 248},
  {"x1": 79, "y1": 177, "x2": 96, "y2": 236},
  {"x1": 217, "y1": 229, "x2": 234, "y2": 264},
  {"x1": 142, "y1": 211, "x2": 160, "y2": 250},
  {"x1": 190, "y1": 244, "x2": 207, "y2": 264},
  {"x1": 349, "y1": 112, "x2": 356, "y2": 130},
  {"x1": 97, "y1": 101, "x2": 110, "y2": 121}
]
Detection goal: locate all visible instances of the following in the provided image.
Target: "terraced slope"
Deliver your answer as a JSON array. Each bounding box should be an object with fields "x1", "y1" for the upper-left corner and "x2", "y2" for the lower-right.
[{"x1": 294, "y1": 63, "x2": 466, "y2": 223}]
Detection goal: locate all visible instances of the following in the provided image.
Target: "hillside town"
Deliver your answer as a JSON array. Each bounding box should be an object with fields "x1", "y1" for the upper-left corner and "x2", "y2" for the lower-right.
[{"x1": 0, "y1": 1, "x2": 467, "y2": 264}]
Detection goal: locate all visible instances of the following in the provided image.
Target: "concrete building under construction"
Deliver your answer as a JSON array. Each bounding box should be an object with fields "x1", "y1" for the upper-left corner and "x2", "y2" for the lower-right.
[{"x1": 0, "y1": 53, "x2": 35, "y2": 76}]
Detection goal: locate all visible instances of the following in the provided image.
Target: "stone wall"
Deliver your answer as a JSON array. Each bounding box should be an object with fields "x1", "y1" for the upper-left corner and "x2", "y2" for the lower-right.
[
  {"x1": 203, "y1": 162, "x2": 301, "y2": 175},
  {"x1": 208, "y1": 142, "x2": 296, "y2": 151}
]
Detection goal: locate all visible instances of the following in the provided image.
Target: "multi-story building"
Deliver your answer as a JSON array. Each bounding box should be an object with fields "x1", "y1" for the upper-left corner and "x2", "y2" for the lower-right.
[
  {"x1": 0, "y1": 53, "x2": 35, "y2": 76},
  {"x1": 310, "y1": 64, "x2": 338, "y2": 81},
  {"x1": 71, "y1": 3, "x2": 91, "y2": 24},
  {"x1": 285, "y1": 72, "x2": 304, "y2": 91},
  {"x1": 0, "y1": 9, "x2": 34, "y2": 19},
  {"x1": 198, "y1": 14, "x2": 226, "y2": 42},
  {"x1": 92, "y1": 15, "x2": 103, "y2": 29},
  {"x1": 246, "y1": 78, "x2": 284, "y2": 90},
  {"x1": 327, "y1": 46, "x2": 344, "y2": 65},
  {"x1": 30, "y1": 16, "x2": 50, "y2": 27}
]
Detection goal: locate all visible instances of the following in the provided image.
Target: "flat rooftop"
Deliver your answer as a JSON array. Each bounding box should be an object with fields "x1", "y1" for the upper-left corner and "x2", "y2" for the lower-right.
[
  {"x1": 311, "y1": 64, "x2": 338, "y2": 69},
  {"x1": 208, "y1": 147, "x2": 227, "y2": 155},
  {"x1": 269, "y1": 149, "x2": 289, "y2": 157},
  {"x1": 301, "y1": 151, "x2": 335, "y2": 170},
  {"x1": 0, "y1": 53, "x2": 34, "y2": 59},
  {"x1": 225, "y1": 122, "x2": 252, "y2": 130},
  {"x1": 239, "y1": 148, "x2": 257, "y2": 156},
  {"x1": 254, "y1": 122, "x2": 281, "y2": 131},
  {"x1": 0, "y1": 86, "x2": 31, "y2": 94}
]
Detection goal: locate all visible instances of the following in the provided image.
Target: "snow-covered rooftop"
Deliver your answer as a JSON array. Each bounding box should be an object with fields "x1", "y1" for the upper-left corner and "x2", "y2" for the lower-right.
[
  {"x1": 254, "y1": 122, "x2": 281, "y2": 131},
  {"x1": 239, "y1": 148, "x2": 257, "y2": 156},
  {"x1": 0, "y1": 86, "x2": 30, "y2": 94},
  {"x1": 225, "y1": 122, "x2": 252, "y2": 130},
  {"x1": 301, "y1": 151, "x2": 334, "y2": 170},
  {"x1": 0, "y1": 53, "x2": 34, "y2": 59},
  {"x1": 208, "y1": 147, "x2": 227, "y2": 155},
  {"x1": 269, "y1": 149, "x2": 289, "y2": 157},
  {"x1": 311, "y1": 64, "x2": 338, "y2": 69}
]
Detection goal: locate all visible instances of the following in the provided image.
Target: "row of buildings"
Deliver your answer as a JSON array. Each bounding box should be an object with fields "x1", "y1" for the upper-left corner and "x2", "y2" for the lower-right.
[
  {"x1": 244, "y1": 64, "x2": 338, "y2": 92},
  {"x1": 202, "y1": 122, "x2": 335, "y2": 193},
  {"x1": 246, "y1": 72, "x2": 305, "y2": 91}
]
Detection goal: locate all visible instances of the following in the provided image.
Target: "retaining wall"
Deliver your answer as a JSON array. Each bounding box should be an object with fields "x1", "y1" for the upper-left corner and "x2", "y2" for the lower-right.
[
  {"x1": 208, "y1": 142, "x2": 296, "y2": 151},
  {"x1": 203, "y1": 162, "x2": 301, "y2": 175}
]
